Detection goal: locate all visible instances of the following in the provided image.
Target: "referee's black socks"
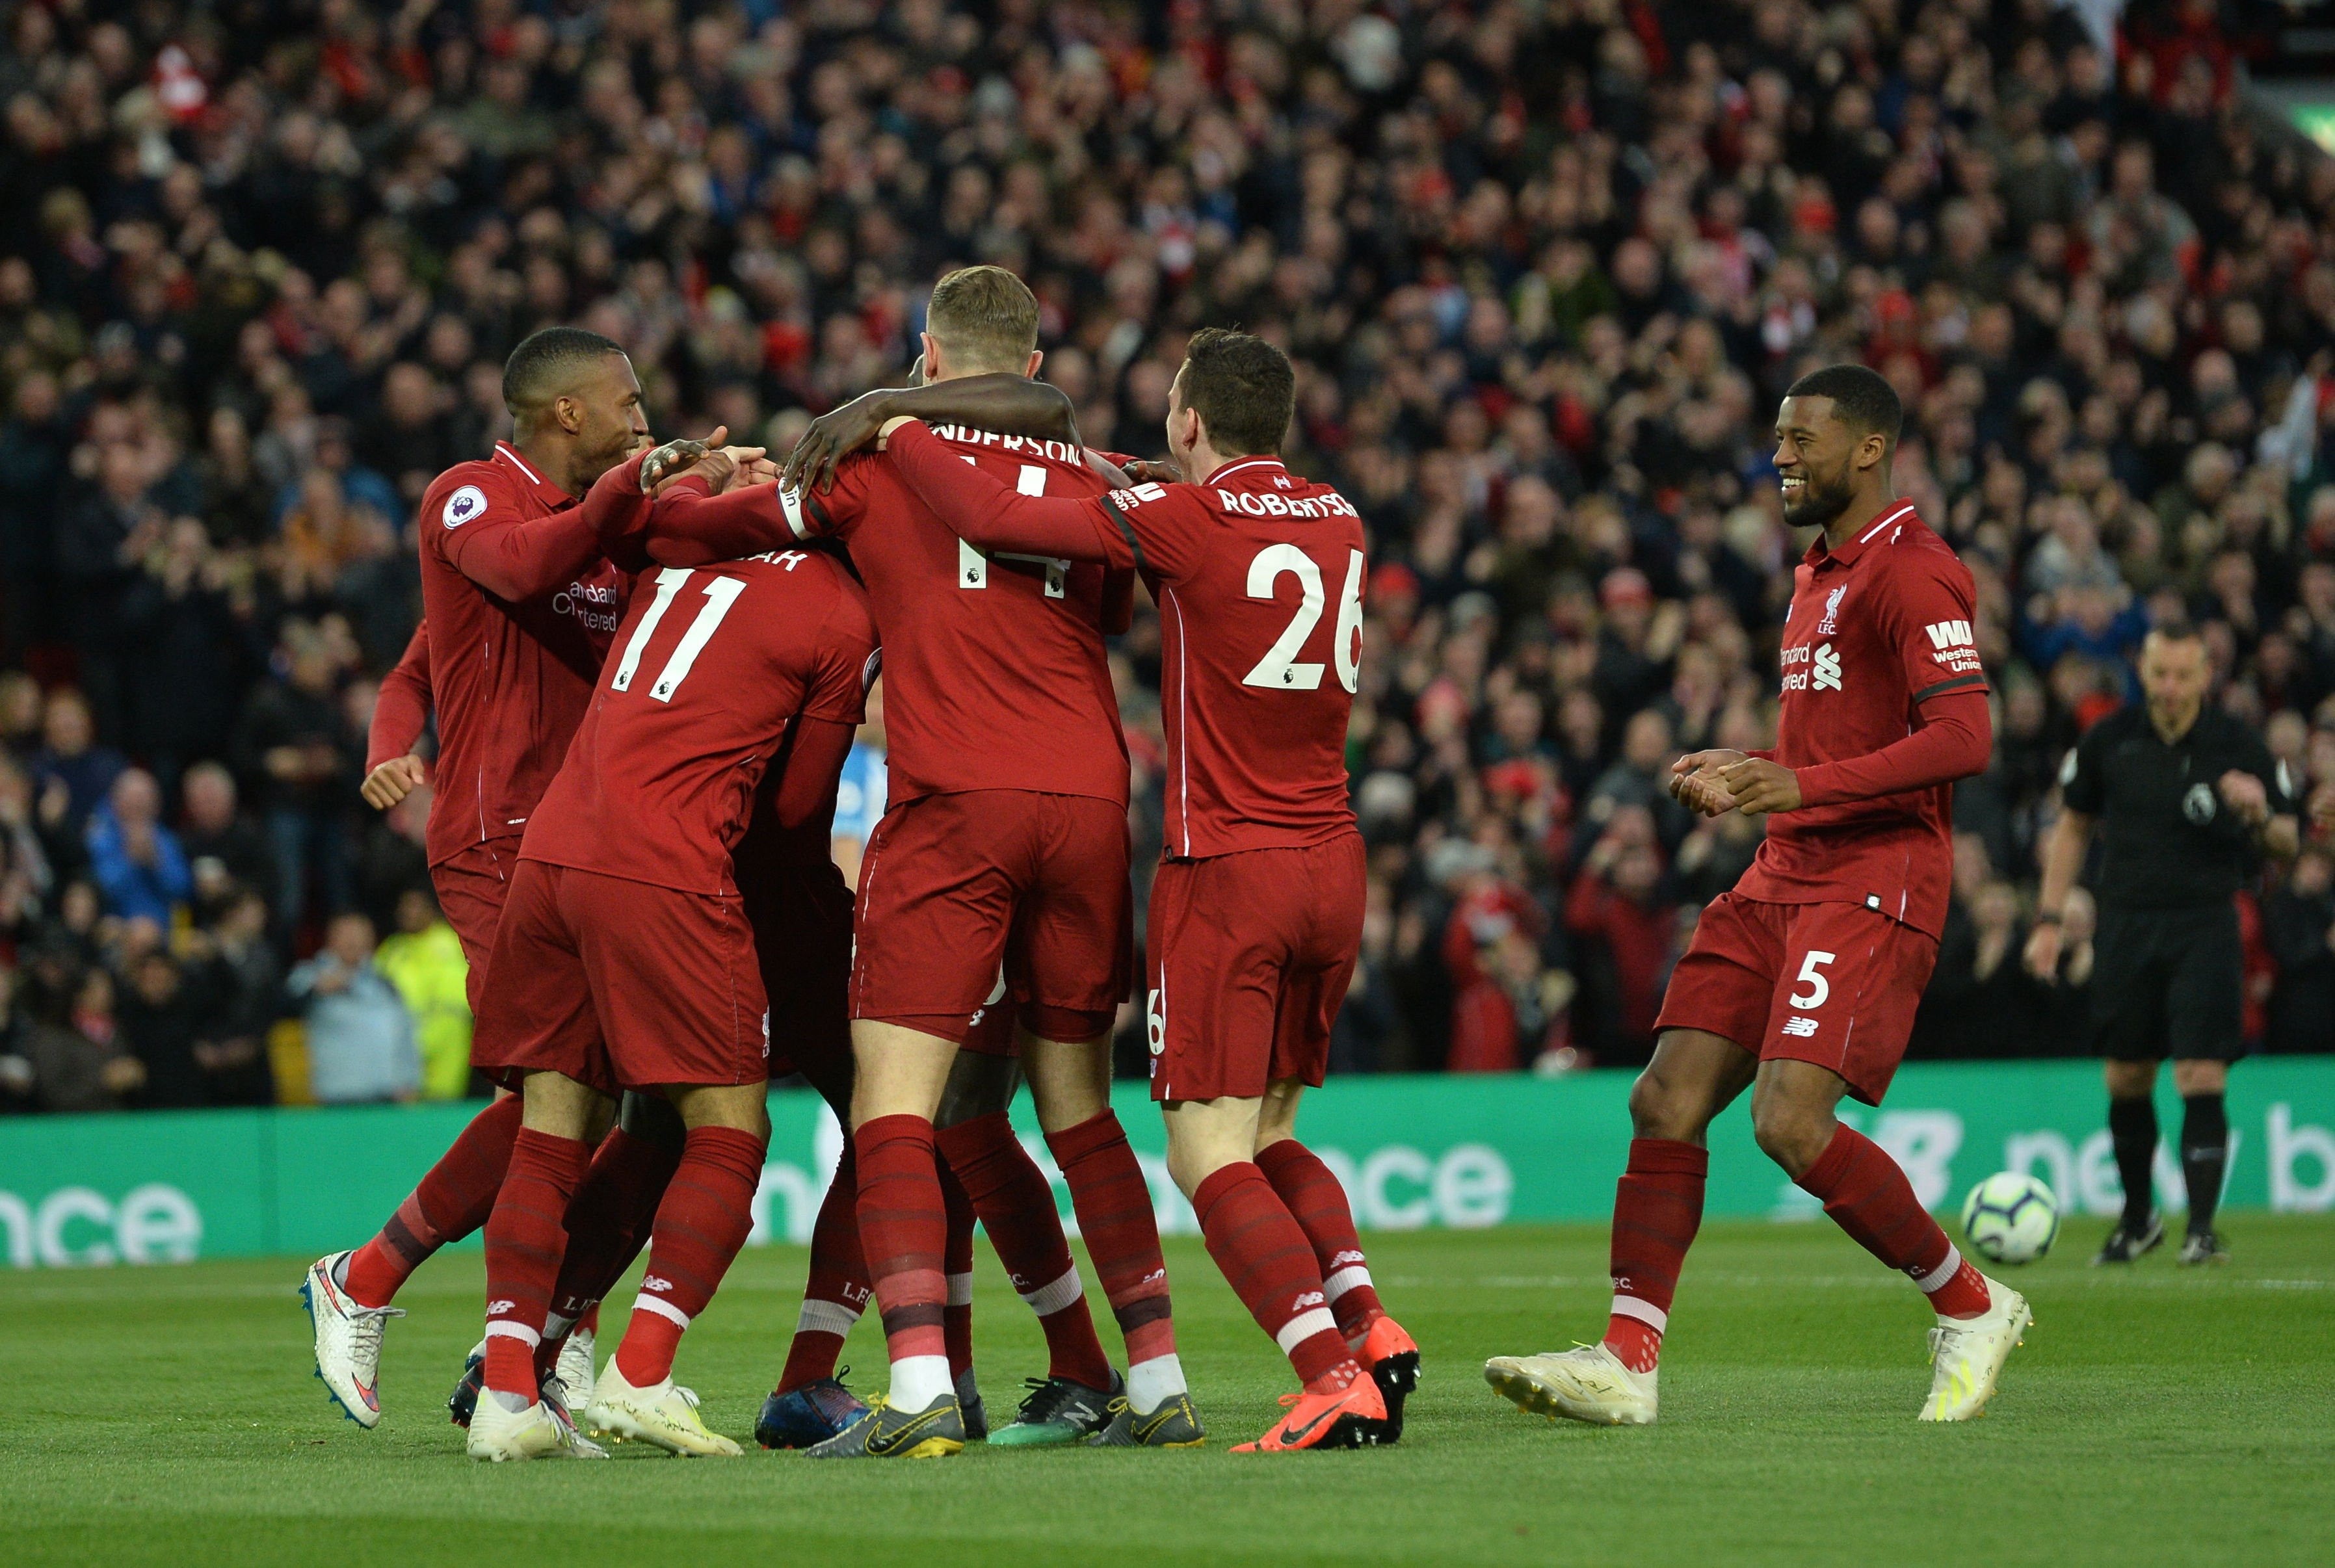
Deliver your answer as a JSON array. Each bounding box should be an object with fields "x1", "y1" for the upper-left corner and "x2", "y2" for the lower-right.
[
  {"x1": 2107, "y1": 1095, "x2": 2158, "y2": 1230},
  {"x1": 2180, "y1": 1093, "x2": 2230, "y2": 1237}
]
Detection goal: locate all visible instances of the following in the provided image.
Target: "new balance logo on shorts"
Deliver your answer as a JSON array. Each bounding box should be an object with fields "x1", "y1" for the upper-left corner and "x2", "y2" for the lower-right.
[{"x1": 1781, "y1": 1016, "x2": 1820, "y2": 1038}]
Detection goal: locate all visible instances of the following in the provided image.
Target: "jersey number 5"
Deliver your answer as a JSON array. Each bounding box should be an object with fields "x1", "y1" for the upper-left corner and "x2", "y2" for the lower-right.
[
  {"x1": 1242, "y1": 545, "x2": 1365, "y2": 696},
  {"x1": 611, "y1": 566, "x2": 746, "y2": 703}
]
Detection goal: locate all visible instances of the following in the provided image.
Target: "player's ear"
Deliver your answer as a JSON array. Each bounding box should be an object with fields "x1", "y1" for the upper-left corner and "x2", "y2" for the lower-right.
[
  {"x1": 553, "y1": 392, "x2": 583, "y2": 436},
  {"x1": 1025, "y1": 348, "x2": 1044, "y2": 380},
  {"x1": 919, "y1": 332, "x2": 943, "y2": 383}
]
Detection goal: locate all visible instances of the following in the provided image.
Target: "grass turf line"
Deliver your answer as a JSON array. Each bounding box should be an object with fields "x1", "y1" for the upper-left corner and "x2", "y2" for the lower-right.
[{"x1": 3, "y1": 1216, "x2": 2330, "y2": 1567}]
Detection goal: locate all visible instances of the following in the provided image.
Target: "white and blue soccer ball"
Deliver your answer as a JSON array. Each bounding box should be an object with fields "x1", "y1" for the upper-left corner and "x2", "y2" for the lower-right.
[{"x1": 1959, "y1": 1172, "x2": 2059, "y2": 1266}]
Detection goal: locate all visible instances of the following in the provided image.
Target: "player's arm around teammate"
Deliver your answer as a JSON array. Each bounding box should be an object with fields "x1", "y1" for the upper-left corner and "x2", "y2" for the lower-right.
[{"x1": 882, "y1": 330, "x2": 1421, "y2": 1454}]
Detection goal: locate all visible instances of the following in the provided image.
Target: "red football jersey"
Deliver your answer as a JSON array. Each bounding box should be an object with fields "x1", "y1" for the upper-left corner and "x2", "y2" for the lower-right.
[
  {"x1": 776, "y1": 426, "x2": 1130, "y2": 809},
  {"x1": 518, "y1": 547, "x2": 878, "y2": 896},
  {"x1": 1736, "y1": 501, "x2": 1988, "y2": 937},
  {"x1": 885, "y1": 425, "x2": 1364, "y2": 858},
  {"x1": 416, "y1": 442, "x2": 644, "y2": 867}
]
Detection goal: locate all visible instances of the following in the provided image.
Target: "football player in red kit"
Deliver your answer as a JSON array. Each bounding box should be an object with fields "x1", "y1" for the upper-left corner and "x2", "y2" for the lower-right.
[
  {"x1": 873, "y1": 328, "x2": 1419, "y2": 1454},
  {"x1": 465, "y1": 539, "x2": 879, "y2": 1460},
  {"x1": 1481, "y1": 365, "x2": 2029, "y2": 1426},
  {"x1": 304, "y1": 328, "x2": 719, "y2": 1430},
  {"x1": 653, "y1": 268, "x2": 1197, "y2": 1457}
]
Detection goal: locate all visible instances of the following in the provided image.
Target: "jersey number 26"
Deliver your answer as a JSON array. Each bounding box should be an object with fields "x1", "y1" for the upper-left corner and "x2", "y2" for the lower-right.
[{"x1": 1242, "y1": 544, "x2": 1364, "y2": 696}]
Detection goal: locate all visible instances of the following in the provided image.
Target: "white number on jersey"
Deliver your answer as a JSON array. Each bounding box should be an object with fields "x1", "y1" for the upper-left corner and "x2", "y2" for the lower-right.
[
  {"x1": 1243, "y1": 543, "x2": 1364, "y2": 694},
  {"x1": 609, "y1": 566, "x2": 746, "y2": 703},
  {"x1": 956, "y1": 460, "x2": 1068, "y2": 598},
  {"x1": 1241, "y1": 543, "x2": 1327, "y2": 690}
]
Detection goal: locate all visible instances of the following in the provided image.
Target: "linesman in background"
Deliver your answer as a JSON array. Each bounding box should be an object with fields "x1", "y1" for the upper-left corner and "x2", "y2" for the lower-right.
[{"x1": 2026, "y1": 624, "x2": 2299, "y2": 1266}]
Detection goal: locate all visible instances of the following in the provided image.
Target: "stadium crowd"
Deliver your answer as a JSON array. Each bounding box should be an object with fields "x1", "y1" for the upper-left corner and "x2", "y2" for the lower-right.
[{"x1": 4, "y1": 0, "x2": 2335, "y2": 1113}]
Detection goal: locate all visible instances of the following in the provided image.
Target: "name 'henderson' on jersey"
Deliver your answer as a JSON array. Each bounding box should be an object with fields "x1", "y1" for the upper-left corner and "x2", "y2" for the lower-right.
[
  {"x1": 881, "y1": 421, "x2": 1365, "y2": 859},
  {"x1": 774, "y1": 425, "x2": 1131, "y2": 811},
  {"x1": 1736, "y1": 499, "x2": 1988, "y2": 939},
  {"x1": 518, "y1": 547, "x2": 877, "y2": 898}
]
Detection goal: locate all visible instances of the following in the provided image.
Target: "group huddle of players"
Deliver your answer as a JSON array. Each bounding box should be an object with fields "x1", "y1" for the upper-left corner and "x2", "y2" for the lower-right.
[
  {"x1": 302, "y1": 265, "x2": 2044, "y2": 1462},
  {"x1": 302, "y1": 268, "x2": 1418, "y2": 1459}
]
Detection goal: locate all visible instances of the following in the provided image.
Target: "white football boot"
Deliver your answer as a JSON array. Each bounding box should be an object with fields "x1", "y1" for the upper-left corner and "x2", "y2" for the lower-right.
[
  {"x1": 1484, "y1": 1344, "x2": 1657, "y2": 1426},
  {"x1": 1919, "y1": 1278, "x2": 2031, "y2": 1421},
  {"x1": 302, "y1": 1251, "x2": 404, "y2": 1428},
  {"x1": 555, "y1": 1323, "x2": 598, "y2": 1415},
  {"x1": 585, "y1": 1360, "x2": 741, "y2": 1456},
  {"x1": 466, "y1": 1390, "x2": 609, "y2": 1461}
]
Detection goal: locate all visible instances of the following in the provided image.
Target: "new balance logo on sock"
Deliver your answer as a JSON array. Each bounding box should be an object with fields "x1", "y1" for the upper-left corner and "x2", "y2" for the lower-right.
[
  {"x1": 486, "y1": 1299, "x2": 516, "y2": 1316},
  {"x1": 1331, "y1": 1250, "x2": 1365, "y2": 1270},
  {"x1": 644, "y1": 1275, "x2": 674, "y2": 1293},
  {"x1": 1293, "y1": 1289, "x2": 1325, "y2": 1310}
]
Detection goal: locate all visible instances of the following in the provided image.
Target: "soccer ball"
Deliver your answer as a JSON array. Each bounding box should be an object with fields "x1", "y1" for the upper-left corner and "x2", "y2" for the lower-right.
[{"x1": 1959, "y1": 1172, "x2": 2059, "y2": 1266}]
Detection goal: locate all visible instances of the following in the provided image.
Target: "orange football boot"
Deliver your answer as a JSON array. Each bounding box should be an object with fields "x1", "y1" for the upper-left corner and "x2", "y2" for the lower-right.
[
  {"x1": 1354, "y1": 1314, "x2": 1421, "y2": 1440},
  {"x1": 1230, "y1": 1364, "x2": 1390, "y2": 1452}
]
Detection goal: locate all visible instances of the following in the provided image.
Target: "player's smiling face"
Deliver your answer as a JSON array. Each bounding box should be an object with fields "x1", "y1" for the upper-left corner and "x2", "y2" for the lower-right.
[{"x1": 1773, "y1": 395, "x2": 1860, "y2": 530}]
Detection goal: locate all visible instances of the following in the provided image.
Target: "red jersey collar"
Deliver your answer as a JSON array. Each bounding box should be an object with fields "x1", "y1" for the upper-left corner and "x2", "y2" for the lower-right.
[
  {"x1": 494, "y1": 441, "x2": 574, "y2": 506},
  {"x1": 1201, "y1": 455, "x2": 1291, "y2": 488},
  {"x1": 1804, "y1": 499, "x2": 1919, "y2": 570}
]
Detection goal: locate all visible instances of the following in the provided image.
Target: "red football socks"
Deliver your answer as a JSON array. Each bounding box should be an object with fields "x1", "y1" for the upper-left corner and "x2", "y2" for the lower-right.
[
  {"x1": 547, "y1": 1123, "x2": 683, "y2": 1324},
  {"x1": 344, "y1": 1095, "x2": 524, "y2": 1308},
  {"x1": 940, "y1": 1112, "x2": 1114, "y2": 1390},
  {"x1": 1603, "y1": 1138, "x2": 1708, "y2": 1373},
  {"x1": 1191, "y1": 1162, "x2": 1348, "y2": 1385},
  {"x1": 481, "y1": 1127, "x2": 590, "y2": 1399},
  {"x1": 854, "y1": 1114, "x2": 951, "y2": 1382},
  {"x1": 940, "y1": 1155, "x2": 976, "y2": 1381},
  {"x1": 777, "y1": 1143, "x2": 870, "y2": 1394},
  {"x1": 1047, "y1": 1112, "x2": 1176, "y2": 1368},
  {"x1": 613, "y1": 1125, "x2": 767, "y2": 1388},
  {"x1": 1797, "y1": 1123, "x2": 1990, "y2": 1319},
  {"x1": 1256, "y1": 1138, "x2": 1382, "y2": 1342}
]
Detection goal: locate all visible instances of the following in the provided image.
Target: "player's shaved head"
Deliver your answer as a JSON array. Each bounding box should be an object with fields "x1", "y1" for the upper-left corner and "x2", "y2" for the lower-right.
[
  {"x1": 502, "y1": 327, "x2": 629, "y2": 422},
  {"x1": 1783, "y1": 363, "x2": 1903, "y2": 452},
  {"x1": 925, "y1": 267, "x2": 1040, "y2": 376},
  {"x1": 1174, "y1": 328, "x2": 1295, "y2": 458}
]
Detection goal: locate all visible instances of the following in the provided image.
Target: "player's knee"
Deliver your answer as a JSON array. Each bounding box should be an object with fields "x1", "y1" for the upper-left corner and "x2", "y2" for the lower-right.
[
  {"x1": 1749, "y1": 1098, "x2": 1830, "y2": 1179},
  {"x1": 1628, "y1": 1067, "x2": 1698, "y2": 1141}
]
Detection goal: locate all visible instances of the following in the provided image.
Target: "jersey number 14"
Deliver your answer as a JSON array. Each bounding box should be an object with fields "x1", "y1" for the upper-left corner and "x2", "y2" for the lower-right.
[{"x1": 1243, "y1": 544, "x2": 1365, "y2": 696}]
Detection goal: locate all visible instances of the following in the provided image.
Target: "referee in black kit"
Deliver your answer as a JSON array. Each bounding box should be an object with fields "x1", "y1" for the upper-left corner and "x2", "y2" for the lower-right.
[{"x1": 2025, "y1": 625, "x2": 2299, "y2": 1266}]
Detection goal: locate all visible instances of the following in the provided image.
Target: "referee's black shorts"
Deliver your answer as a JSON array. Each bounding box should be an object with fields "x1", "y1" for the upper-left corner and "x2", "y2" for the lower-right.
[{"x1": 2089, "y1": 902, "x2": 2246, "y2": 1064}]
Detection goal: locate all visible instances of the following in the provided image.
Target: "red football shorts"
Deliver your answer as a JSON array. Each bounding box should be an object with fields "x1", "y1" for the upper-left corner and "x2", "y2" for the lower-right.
[
  {"x1": 851, "y1": 789, "x2": 1133, "y2": 1044},
  {"x1": 1655, "y1": 891, "x2": 1939, "y2": 1104},
  {"x1": 472, "y1": 861, "x2": 770, "y2": 1097},
  {"x1": 1146, "y1": 833, "x2": 1365, "y2": 1103},
  {"x1": 746, "y1": 859, "x2": 854, "y2": 1105},
  {"x1": 429, "y1": 835, "x2": 521, "y2": 1014}
]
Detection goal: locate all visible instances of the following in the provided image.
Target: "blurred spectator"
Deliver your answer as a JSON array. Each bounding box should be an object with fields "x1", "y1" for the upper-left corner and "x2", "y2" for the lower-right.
[
  {"x1": 187, "y1": 889, "x2": 280, "y2": 1108},
  {"x1": 372, "y1": 887, "x2": 472, "y2": 1101},
  {"x1": 85, "y1": 768, "x2": 190, "y2": 928},
  {"x1": 179, "y1": 762, "x2": 273, "y2": 919},
  {"x1": 233, "y1": 631, "x2": 358, "y2": 934},
  {"x1": 2263, "y1": 846, "x2": 2335, "y2": 1053},
  {"x1": 26, "y1": 966, "x2": 144, "y2": 1114},
  {"x1": 117, "y1": 949, "x2": 205, "y2": 1109},
  {"x1": 0, "y1": 965, "x2": 33, "y2": 1112},
  {"x1": 289, "y1": 912, "x2": 417, "y2": 1105},
  {"x1": 1564, "y1": 807, "x2": 1678, "y2": 1062},
  {"x1": 31, "y1": 689, "x2": 121, "y2": 848}
]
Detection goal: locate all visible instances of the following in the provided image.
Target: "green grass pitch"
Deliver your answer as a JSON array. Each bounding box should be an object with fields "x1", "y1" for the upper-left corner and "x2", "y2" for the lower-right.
[{"x1": 4, "y1": 1215, "x2": 2330, "y2": 1567}]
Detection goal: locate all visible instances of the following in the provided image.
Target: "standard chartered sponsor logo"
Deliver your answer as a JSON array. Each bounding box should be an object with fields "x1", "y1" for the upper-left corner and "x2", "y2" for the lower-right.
[
  {"x1": 0, "y1": 1183, "x2": 203, "y2": 1268},
  {"x1": 747, "y1": 1104, "x2": 1515, "y2": 1242}
]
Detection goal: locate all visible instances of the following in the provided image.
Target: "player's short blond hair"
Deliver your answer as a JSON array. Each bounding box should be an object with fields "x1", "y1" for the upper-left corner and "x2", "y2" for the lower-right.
[{"x1": 926, "y1": 266, "x2": 1040, "y2": 374}]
